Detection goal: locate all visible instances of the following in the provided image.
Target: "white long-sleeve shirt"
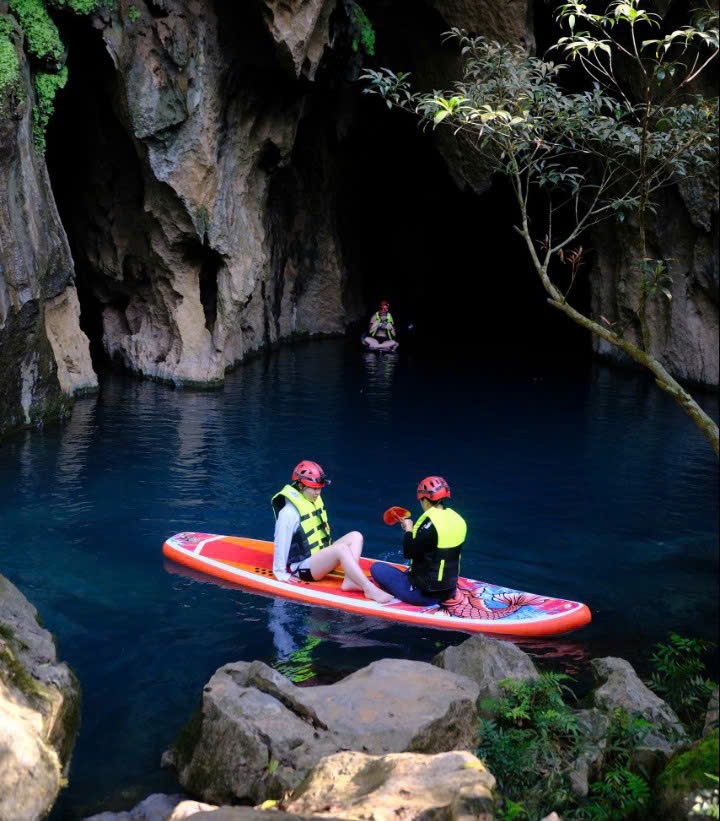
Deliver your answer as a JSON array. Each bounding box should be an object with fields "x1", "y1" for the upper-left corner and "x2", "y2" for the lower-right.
[{"x1": 272, "y1": 503, "x2": 301, "y2": 581}]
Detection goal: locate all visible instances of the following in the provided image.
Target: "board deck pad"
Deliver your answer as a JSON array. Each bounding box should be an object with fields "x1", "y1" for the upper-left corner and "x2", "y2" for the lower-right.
[{"x1": 163, "y1": 532, "x2": 592, "y2": 636}]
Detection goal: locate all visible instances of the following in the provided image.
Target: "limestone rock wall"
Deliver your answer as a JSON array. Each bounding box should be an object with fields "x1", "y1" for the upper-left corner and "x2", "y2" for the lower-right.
[
  {"x1": 0, "y1": 12, "x2": 97, "y2": 440},
  {"x1": 62, "y1": 0, "x2": 352, "y2": 387},
  {"x1": 0, "y1": 574, "x2": 82, "y2": 821},
  {"x1": 1, "y1": 0, "x2": 716, "y2": 433},
  {"x1": 591, "y1": 179, "x2": 719, "y2": 386}
]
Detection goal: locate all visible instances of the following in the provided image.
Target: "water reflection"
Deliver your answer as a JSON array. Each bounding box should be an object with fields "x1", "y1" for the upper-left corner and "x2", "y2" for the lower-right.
[
  {"x1": 361, "y1": 350, "x2": 399, "y2": 423},
  {"x1": 0, "y1": 339, "x2": 716, "y2": 819},
  {"x1": 54, "y1": 396, "x2": 97, "y2": 517}
]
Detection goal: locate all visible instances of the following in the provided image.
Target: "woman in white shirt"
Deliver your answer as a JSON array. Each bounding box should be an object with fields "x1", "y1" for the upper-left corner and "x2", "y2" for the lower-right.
[{"x1": 271, "y1": 460, "x2": 393, "y2": 604}]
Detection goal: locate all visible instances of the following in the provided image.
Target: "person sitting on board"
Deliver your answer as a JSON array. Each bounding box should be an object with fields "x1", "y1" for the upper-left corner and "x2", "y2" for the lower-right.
[
  {"x1": 371, "y1": 476, "x2": 467, "y2": 606},
  {"x1": 362, "y1": 300, "x2": 399, "y2": 351},
  {"x1": 271, "y1": 460, "x2": 393, "y2": 604}
]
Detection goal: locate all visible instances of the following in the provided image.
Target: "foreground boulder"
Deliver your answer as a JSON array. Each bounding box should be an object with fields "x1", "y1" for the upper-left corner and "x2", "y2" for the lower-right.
[
  {"x1": 84, "y1": 793, "x2": 216, "y2": 820},
  {"x1": 164, "y1": 658, "x2": 480, "y2": 805},
  {"x1": 284, "y1": 750, "x2": 496, "y2": 819},
  {"x1": 590, "y1": 657, "x2": 686, "y2": 773},
  {"x1": 0, "y1": 574, "x2": 81, "y2": 820},
  {"x1": 433, "y1": 634, "x2": 538, "y2": 702}
]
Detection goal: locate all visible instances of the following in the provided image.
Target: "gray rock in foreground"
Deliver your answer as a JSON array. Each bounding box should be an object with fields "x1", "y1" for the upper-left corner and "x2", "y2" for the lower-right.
[
  {"x1": 164, "y1": 658, "x2": 480, "y2": 805},
  {"x1": 0, "y1": 574, "x2": 81, "y2": 821},
  {"x1": 591, "y1": 656, "x2": 687, "y2": 772},
  {"x1": 285, "y1": 750, "x2": 496, "y2": 820},
  {"x1": 433, "y1": 634, "x2": 539, "y2": 702}
]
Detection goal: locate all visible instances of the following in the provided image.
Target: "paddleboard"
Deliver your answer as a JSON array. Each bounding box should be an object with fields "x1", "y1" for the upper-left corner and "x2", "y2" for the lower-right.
[{"x1": 162, "y1": 532, "x2": 592, "y2": 636}]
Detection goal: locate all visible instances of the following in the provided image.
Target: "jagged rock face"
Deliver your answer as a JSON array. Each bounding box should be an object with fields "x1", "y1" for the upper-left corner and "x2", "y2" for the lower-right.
[
  {"x1": 60, "y1": 0, "x2": 351, "y2": 386},
  {"x1": 0, "y1": 574, "x2": 82, "y2": 821},
  {"x1": 591, "y1": 180, "x2": 719, "y2": 386},
  {"x1": 2, "y1": 0, "x2": 715, "y2": 411},
  {"x1": 0, "y1": 14, "x2": 96, "y2": 440}
]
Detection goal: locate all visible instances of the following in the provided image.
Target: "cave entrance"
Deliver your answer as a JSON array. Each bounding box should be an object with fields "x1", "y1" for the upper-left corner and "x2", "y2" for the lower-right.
[
  {"x1": 45, "y1": 9, "x2": 144, "y2": 373},
  {"x1": 336, "y1": 0, "x2": 592, "y2": 368},
  {"x1": 337, "y1": 100, "x2": 592, "y2": 366}
]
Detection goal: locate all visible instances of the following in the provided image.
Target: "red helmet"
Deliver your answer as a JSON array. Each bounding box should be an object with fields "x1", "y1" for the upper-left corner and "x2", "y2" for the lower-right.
[
  {"x1": 417, "y1": 476, "x2": 451, "y2": 502},
  {"x1": 292, "y1": 460, "x2": 330, "y2": 489}
]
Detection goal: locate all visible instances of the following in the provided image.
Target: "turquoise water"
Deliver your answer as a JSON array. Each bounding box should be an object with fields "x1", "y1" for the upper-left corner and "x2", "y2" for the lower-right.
[{"x1": 0, "y1": 339, "x2": 717, "y2": 818}]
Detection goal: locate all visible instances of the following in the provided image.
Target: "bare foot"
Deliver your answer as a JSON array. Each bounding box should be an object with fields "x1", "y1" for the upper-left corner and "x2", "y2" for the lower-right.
[
  {"x1": 365, "y1": 586, "x2": 395, "y2": 604},
  {"x1": 341, "y1": 579, "x2": 363, "y2": 592}
]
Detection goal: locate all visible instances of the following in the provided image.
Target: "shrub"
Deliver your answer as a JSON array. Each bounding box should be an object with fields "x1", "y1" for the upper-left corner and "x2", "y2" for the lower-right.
[{"x1": 647, "y1": 633, "x2": 717, "y2": 736}]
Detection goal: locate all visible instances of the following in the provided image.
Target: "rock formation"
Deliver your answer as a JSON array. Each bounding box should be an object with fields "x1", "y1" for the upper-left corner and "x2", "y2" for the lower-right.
[
  {"x1": 0, "y1": 11, "x2": 96, "y2": 440},
  {"x1": 0, "y1": 574, "x2": 82, "y2": 821},
  {"x1": 0, "y1": 0, "x2": 716, "y2": 443},
  {"x1": 162, "y1": 658, "x2": 480, "y2": 805}
]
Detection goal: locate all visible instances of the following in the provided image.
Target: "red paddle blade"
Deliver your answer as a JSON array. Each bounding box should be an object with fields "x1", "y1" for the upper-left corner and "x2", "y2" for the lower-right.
[{"x1": 383, "y1": 506, "x2": 411, "y2": 525}]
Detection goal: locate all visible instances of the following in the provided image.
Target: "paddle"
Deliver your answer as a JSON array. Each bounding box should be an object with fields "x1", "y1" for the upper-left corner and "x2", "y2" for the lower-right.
[{"x1": 383, "y1": 506, "x2": 411, "y2": 525}]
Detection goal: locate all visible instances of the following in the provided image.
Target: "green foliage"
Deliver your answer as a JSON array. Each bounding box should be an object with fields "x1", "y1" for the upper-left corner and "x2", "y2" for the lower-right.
[
  {"x1": 0, "y1": 629, "x2": 45, "y2": 702},
  {"x1": 658, "y1": 730, "x2": 720, "y2": 795},
  {"x1": 0, "y1": 18, "x2": 21, "y2": 98},
  {"x1": 8, "y1": 0, "x2": 99, "y2": 153},
  {"x1": 33, "y1": 65, "x2": 67, "y2": 152},
  {"x1": 647, "y1": 633, "x2": 717, "y2": 735},
  {"x1": 0, "y1": 623, "x2": 15, "y2": 641},
  {"x1": 478, "y1": 674, "x2": 580, "y2": 817},
  {"x1": 8, "y1": 0, "x2": 63, "y2": 64},
  {"x1": 127, "y1": 4, "x2": 140, "y2": 23},
  {"x1": 640, "y1": 258, "x2": 673, "y2": 303},
  {"x1": 601, "y1": 708, "x2": 652, "y2": 771},
  {"x1": 347, "y1": 0, "x2": 375, "y2": 57},
  {"x1": 478, "y1": 675, "x2": 655, "y2": 820},
  {"x1": 571, "y1": 710, "x2": 651, "y2": 819},
  {"x1": 578, "y1": 768, "x2": 651, "y2": 819},
  {"x1": 48, "y1": 0, "x2": 99, "y2": 13}
]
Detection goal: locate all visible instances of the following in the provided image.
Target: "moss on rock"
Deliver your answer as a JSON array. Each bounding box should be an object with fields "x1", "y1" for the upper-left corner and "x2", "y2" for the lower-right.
[
  {"x1": 8, "y1": 0, "x2": 63, "y2": 64},
  {"x1": 658, "y1": 730, "x2": 719, "y2": 794},
  {"x1": 655, "y1": 730, "x2": 720, "y2": 818}
]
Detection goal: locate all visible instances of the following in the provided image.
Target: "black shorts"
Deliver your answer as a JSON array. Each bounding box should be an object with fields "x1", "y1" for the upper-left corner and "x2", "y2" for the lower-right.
[{"x1": 289, "y1": 564, "x2": 315, "y2": 582}]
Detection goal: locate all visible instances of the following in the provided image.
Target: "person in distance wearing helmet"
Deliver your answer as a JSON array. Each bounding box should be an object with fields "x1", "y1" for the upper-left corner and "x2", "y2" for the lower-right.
[
  {"x1": 362, "y1": 299, "x2": 399, "y2": 352},
  {"x1": 370, "y1": 476, "x2": 467, "y2": 605},
  {"x1": 271, "y1": 460, "x2": 393, "y2": 603}
]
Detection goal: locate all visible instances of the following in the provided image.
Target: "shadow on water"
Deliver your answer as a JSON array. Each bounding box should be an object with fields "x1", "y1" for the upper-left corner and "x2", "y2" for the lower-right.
[{"x1": 0, "y1": 338, "x2": 716, "y2": 818}]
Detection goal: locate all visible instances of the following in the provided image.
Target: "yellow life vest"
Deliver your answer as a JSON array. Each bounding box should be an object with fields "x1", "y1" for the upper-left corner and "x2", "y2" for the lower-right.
[
  {"x1": 271, "y1": 484, "x2": 331, "y2": 565},
  {"x1": 410, "y1": 506, "x2": 467, "y2": 592},
  {"x1": 370, "y1": 312, "x2": 395, "y2": 339}
]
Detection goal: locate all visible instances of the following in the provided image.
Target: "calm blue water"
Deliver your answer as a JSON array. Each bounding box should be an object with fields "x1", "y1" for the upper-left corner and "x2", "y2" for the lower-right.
[{"x1": 0, "y1": 339, "x2": 717, "y2": 818}]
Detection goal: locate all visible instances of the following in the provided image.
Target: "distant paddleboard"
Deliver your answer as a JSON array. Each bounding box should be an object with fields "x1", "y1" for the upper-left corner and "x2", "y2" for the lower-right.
[{"x1": 163, "y1": 532, "x2": 592, "y2": 637}]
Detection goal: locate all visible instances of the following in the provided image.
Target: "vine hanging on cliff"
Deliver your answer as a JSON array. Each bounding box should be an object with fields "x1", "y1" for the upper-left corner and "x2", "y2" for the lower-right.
[
  {"x1": 7, "y1": 0, "x2": 101, "y2": 153},
  {"x1": 346, "y1": 0, "x2": 375, "y2": 57}
]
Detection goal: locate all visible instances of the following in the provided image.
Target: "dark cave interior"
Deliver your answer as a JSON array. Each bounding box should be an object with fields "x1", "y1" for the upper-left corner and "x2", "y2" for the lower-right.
[{"x1": 45, "y1": 0, "x2": 592, "y2": 375}]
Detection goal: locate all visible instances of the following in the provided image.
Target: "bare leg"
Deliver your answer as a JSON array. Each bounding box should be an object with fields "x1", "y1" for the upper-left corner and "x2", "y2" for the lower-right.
[
  {"x1": 364, "y1": 336, "x2": 382, "y2": 350},
  {"x1": 308, "y1": 532, "x2": 393, "y2": 603}
]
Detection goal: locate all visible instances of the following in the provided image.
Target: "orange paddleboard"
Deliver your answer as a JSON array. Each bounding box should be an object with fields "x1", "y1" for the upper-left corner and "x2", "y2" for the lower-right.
[{"x1": 162, "y1": 532, "x2": 592, "y2": 637}]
